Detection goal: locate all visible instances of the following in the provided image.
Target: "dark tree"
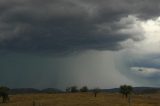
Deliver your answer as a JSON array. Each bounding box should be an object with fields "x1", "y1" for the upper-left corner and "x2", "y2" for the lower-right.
[
  {"x1": 70, "y1": 86, "x2": 78, "y2": 93},
  {"x1": 0, "y1": 86, "x2": 10, "y2": 103},
  {"x1": 93, "y1": 88, "x2": 100, "y2": 97},
  {"x1": 120, "y1": 85, "x2": 133, "y2": 98},
  {"x1": 66, "y1": 87, "x2": 71, "y2": 93},
  {"x1": 80, "y1": 86, "x2": 88, "y2": 92}
]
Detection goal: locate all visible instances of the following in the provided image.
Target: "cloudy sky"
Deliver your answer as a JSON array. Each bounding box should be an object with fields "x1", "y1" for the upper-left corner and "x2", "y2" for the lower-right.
[{"x1": 0, "y1": 0, "x2": 160, "y2": 89}]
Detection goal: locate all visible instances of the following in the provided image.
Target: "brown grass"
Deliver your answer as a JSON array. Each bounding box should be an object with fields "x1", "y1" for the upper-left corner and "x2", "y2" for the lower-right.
[{"x1": 0, "y1": 92, "x2": 159, "y2": 106}]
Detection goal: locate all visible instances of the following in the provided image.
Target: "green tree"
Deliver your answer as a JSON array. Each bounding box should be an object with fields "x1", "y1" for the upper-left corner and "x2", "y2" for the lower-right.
[
  {"x1": 0, "y1": 86, "x2": 10, "y2": 103},
  {"x1": 80, "y1": 86, "x2": 88, "y2": 92},
  {"x1": 120, "y1": 85, "x2": 133, "y2": 98}
]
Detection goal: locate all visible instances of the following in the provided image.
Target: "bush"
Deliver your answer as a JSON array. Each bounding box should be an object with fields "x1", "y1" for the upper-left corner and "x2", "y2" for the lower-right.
[
  {"x1": 70, "y1": 86, "x2": 78, "y2": 93},
  {"x1": 0, "y1": 86, "x2": 10, "y2": 103},
  {"x1": 80, "y1": 86, "x2": 88, "y2": 92}
]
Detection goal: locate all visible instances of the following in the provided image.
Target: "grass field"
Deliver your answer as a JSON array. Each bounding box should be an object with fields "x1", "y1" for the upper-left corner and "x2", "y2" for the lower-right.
[{"x1": 0, "y1": 92, "x2": 159, "y2": 106}]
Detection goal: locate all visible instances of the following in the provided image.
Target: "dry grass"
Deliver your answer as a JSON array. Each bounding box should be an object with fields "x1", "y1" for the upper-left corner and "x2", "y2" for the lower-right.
[{"x1": 0, "y1": 92, "x2": 159, "y2": 106}]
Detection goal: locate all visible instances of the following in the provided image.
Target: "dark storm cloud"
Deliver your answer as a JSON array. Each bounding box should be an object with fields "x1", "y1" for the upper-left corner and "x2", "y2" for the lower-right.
[{"x1": 0, "y1": 0, "x2": 159, "y2": 54}]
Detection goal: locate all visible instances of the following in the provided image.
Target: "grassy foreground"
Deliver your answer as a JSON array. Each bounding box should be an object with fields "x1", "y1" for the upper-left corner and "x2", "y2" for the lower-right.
[{"x1": 0, "y1": 92, "x2": 159, "y2": 106}]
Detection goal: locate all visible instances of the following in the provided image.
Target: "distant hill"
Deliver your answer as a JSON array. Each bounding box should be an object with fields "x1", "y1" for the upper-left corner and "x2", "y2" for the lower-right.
[
  {"x1": 101, "y1": 87, "x2": 160, "y2": 94},
  {"x1": 132, "y1": 87, "x2": 160, "y2": 94},
  {"x1": 9, "y1": 87, "x2": 160, "y2": 94},
  {"x1": 101, "y1": 88, "x2": 119, "y2": 93},
  {"x1": 41, "y1": 88, "x2": 63, "y2": 93},
  {"x1": 10, "y1": 88, "x2": 40, "y2": 94},
  {"x1": 10, "y1": 88, "x2": 63, "y2": 94}
]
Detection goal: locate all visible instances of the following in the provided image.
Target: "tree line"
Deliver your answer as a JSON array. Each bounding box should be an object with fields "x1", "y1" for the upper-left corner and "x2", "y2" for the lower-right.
[
  {"x1": 66, "y1": 86, "x2": 89, "y2": 93},
  {"x1": 0, "y1": 85, "x2": 133, "y2": 103}
]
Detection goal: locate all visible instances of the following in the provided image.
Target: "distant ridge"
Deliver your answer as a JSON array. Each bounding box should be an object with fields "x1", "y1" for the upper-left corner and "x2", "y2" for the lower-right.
[
  {"x1": 9, "y1": 87, "x2": 160, "y2": 94},
  {"x1": 10, "y1": 88, "x2": 40, "y2": 94},
  {"x1": 41, "y1": 88, "x2": 63, "y2": 93},
  {"x1": 10, "y1": 88, "x2": 63, "y2": 94},
  {"x1": 101, "y1": 87, "x2": 160, "y2": 94}
]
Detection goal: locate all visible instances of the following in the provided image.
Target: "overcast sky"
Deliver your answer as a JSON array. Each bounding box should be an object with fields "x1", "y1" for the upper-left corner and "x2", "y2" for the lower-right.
[{"x1": 0, "y1": 0, "x2": 160, "y2": 89}]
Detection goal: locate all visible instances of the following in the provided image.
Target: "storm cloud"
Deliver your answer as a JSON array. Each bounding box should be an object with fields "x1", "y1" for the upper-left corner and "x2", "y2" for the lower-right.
[
  {"x1": 1, "y1": 0, "x2": 158, "y2": 54},
  {"x1": 0, "y1": 0, "x2": 160, "y2": 89}
]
